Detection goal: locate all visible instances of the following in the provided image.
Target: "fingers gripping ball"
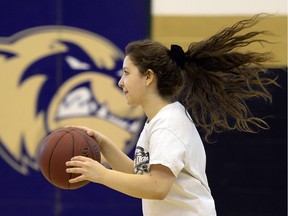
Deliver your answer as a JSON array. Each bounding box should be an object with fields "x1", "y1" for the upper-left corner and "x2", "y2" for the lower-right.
[{"x1": 38, "y1": 128, "x2": 101, "y2": 190}]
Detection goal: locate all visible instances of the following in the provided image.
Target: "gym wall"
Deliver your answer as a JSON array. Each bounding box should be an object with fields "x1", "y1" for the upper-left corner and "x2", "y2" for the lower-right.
[{"x1": 0, "y1": 1, "x2": 149, "y2": 216}]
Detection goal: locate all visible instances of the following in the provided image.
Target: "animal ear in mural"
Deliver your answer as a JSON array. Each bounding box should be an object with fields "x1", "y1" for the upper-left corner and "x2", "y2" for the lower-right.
[{"x1": 0, "y1": 26, "x2": 145, "y2": 175}]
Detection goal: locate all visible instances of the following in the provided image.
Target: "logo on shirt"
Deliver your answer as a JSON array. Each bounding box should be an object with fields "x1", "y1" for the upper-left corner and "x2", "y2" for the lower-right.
[{"x1": 134, "y1": 146, "x2": 149, "y2": 174}]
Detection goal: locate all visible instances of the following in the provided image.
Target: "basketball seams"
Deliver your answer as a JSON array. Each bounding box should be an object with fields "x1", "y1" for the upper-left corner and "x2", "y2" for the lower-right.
[
  {"x1": 40, "y1": 129, "x2": 65, "y2": 149},
  {"x1": 68, "y1": 131, "x2": 75, "y2": 189},
  {"x1": 68, "y1": 129, "x2": 89, "y2": 189},
  {"x1": 72, "y1": 128, "x2": 101, "y2": 162},
  {"x1": 48, "y1": 131, "x2": 68, "y2": 183},
  {"x1": 72, "y1": 129, "x2": 96, "y2": 160}
]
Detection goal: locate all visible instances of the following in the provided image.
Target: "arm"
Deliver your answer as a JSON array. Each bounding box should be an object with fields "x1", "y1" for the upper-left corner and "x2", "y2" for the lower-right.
[
  {"x1": 65, "y1": 125, "x2": 134, "y2": 173},
  {"x1": 66, "y1": 156, "x2": 175, "y2": 200},
  {"x1": 96, "y1": 132, "x2": 134, "y2": 173}
]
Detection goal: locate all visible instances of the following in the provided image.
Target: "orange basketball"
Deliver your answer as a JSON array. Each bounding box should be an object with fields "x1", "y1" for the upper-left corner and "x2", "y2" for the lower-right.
[{"x1": 38, "y1": 128, "x2": 101, "y2": 189}]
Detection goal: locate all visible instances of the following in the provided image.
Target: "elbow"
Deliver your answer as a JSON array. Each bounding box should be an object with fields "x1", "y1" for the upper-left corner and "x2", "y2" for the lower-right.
[
  {"x1": 150, "y1": 187, "x2": 170, "y2": 200},
  {"x1": 155, "y1": 192, "x2": 168, "y2": 200}
]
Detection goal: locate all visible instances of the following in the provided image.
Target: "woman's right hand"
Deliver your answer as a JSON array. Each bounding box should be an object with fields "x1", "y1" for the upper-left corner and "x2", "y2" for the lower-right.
[
  {"x1": 65, "y1": 125, "x2": 108, "y2": 150},
  {"x1": 65, "y1": 125, "x2": 134, "y2": 173}
]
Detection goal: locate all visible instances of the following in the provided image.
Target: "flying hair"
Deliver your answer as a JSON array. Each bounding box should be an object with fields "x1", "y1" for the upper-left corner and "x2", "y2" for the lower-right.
[{"x1": 125, "y1": 13, "x2": 279, "y2": 142}]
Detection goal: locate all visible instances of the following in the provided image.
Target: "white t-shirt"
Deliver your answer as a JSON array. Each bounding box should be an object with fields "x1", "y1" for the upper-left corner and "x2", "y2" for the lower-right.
[{"x1": 134, "y1": 102, "x2": 216, "y2": 216}]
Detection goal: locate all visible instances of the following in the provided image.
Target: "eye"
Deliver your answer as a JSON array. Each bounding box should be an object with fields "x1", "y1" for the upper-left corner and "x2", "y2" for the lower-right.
[{"x1": 120, "y1": 68, "x2": 129, "y2": 77}]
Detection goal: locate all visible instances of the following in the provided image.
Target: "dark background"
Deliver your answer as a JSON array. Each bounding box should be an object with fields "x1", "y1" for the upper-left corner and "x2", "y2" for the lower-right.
[{"x1": 205, "y1": 68, "x2": 287, "y2": 216}]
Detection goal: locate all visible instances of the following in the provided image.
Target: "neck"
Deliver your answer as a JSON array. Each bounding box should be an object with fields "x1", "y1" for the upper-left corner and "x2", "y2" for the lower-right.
[{"x1": 142, "y1": 96, "x2": 171, "y2": 122}]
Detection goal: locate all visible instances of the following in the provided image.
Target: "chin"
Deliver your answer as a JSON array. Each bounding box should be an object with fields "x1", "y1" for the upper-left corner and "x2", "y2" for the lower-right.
[
  {"x1": 127, "y1": 101, "x2": 134, "y2": 106},
  {"x1": 127, "y1": 100, "x2": 138, "y2": 107}
]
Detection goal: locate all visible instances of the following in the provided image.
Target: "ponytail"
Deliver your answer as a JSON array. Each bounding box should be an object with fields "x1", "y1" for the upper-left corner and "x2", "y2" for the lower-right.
[{"x1": 180, "y1": 13, "x2": 278, "y2": 141}]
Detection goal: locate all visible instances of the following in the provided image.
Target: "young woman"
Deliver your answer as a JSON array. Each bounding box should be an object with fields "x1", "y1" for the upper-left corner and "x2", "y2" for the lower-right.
[{"x1": 66, "y1": 14, "x2": 276, "y2": 215}]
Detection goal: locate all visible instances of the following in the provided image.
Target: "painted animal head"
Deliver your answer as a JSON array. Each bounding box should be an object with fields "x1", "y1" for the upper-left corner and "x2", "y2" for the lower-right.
[{"x1": 0, "y1": 26, "x2": 144, "y2": 174}]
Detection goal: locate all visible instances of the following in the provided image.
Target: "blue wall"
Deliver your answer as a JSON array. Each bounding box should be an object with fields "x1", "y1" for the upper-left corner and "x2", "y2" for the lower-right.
[{"x1": 0, "y1": 1, "x2": 150, "y2": 215}]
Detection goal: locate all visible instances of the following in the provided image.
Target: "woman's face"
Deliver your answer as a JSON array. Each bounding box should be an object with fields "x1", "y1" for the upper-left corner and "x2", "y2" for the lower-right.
[{"x1": 118, "y1": 56, "x2": 148, "y2": 106}]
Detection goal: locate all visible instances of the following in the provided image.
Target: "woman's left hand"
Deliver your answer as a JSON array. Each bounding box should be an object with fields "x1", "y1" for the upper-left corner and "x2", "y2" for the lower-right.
[{"x1": 66, "y1": 156, "x2": 107, "y2": 184}]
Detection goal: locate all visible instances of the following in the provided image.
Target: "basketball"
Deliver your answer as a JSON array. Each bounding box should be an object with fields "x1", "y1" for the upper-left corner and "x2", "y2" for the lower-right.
[{"x1": 38, "y1": 127, "x2": 101, "y2": 190}]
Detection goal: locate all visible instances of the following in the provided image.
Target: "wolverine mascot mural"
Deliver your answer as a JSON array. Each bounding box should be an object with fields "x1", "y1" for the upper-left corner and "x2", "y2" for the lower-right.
[{"x1": 0, "y1": 26, "x2": 145, "y2": 175}]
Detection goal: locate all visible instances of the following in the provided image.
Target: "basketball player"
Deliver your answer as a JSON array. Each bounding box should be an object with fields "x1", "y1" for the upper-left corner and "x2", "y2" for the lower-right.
[{"x1": 66, "y1": 14, "x2": 277, "y2": 215}]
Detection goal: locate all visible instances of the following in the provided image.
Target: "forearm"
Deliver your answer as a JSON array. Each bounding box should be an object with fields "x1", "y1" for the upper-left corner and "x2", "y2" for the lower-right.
[
  {"x1": 100, "y1": 137, "x2": 134, "y2": 173},
  {"x1": 100, "y1": 169, "x2": 170, "y2": 200},
  {"x1": 66, "y1": 158, "x2": 175, "y2": 200}
]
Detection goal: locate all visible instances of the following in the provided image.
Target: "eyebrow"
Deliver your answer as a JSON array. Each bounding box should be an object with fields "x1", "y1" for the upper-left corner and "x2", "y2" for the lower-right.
[{"x1": 122, "y1": 67, "x2": 130, "y2": 72}]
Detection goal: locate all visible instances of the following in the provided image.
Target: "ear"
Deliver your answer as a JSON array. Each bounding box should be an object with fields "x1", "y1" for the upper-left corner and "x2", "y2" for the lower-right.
[{"x1": 145, "y1": 69, "x2": 155, "y2": 86}]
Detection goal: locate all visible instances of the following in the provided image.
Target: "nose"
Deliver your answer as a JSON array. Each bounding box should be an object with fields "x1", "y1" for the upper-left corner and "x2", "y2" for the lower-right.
[{"x1": 118, "y1": 76, "x2": 124, "y2": 88}]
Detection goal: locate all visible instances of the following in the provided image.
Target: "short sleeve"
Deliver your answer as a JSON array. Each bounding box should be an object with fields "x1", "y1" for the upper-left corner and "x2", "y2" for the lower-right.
[{"x1": 148, "y1": 128, "x2": 187, "y2": 177}]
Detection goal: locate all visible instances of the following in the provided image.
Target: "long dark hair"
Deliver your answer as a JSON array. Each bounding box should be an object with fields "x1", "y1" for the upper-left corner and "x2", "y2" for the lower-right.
[{"x1": 125, "y1": 14, "x2": 278, "y2": 141}]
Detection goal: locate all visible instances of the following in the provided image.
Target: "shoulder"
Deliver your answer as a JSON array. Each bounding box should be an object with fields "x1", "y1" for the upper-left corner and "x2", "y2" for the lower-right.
[
  {"x1": 149, "y1": 102, "x2": 193, "y2": 130},
  {"x1": 146, "y1": 102, "x2": 199, "y2": 142}
]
